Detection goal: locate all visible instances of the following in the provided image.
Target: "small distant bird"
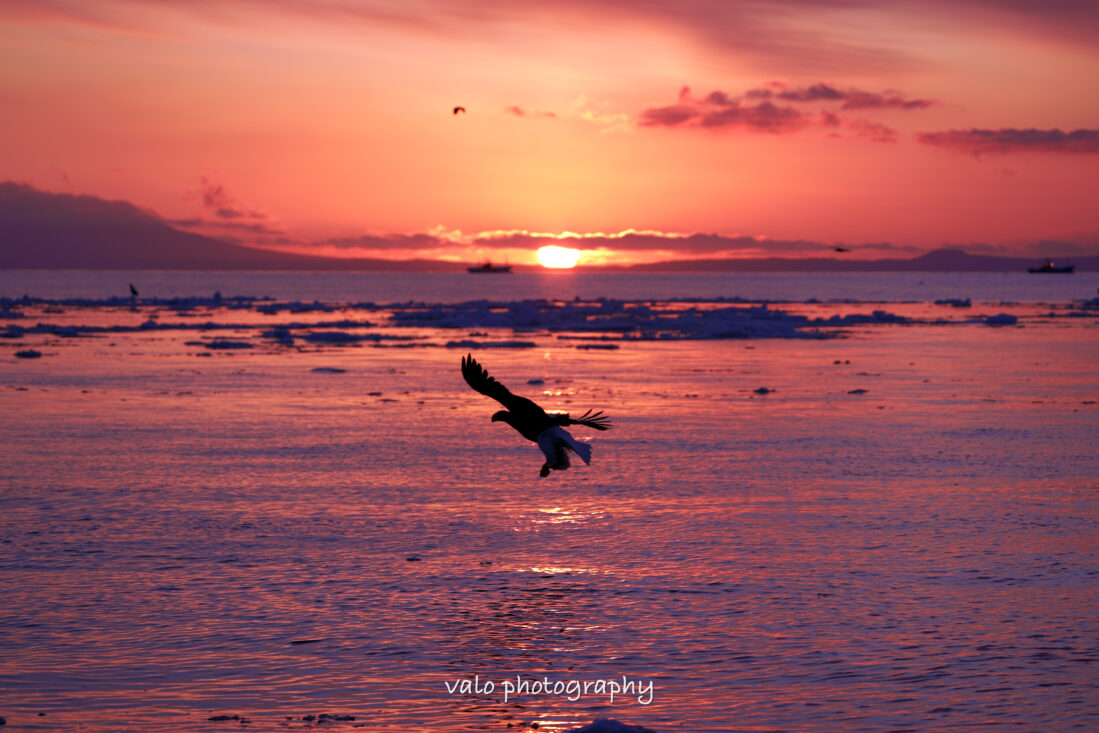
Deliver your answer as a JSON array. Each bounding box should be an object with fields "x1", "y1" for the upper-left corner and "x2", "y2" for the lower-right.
[
  {"x1": 452, "y1": 106, "x2": 466, "y2": 115},
  {"x1": 833, "y1": 247, "x2": 849, "y2": 253},
  {"x1": 461, "y1": 354, "x2": 611, "y2": 477},
  {"x1": 129, "y1": 283, "x2": 139, "y2": 297}
]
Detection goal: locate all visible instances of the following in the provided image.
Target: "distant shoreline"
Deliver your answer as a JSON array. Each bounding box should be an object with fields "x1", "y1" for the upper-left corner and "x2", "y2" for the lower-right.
[{"x1": 3, "y1": 248, "x2": 1097, "y2": 273}]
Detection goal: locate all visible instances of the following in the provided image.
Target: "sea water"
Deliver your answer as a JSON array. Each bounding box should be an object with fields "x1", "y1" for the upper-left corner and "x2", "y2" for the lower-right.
[{"x1": 1, "y1": 272, "x2": 1097, "y2": 731}]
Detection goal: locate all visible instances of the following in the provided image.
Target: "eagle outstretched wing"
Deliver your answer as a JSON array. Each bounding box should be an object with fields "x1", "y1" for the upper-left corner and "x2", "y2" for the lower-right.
[
  {"x1": 461, "y1": 354, "x2": 511, "y2": 404},
  {"x1": 461, "y1": 354, "x2": 541, "y2": 414}
]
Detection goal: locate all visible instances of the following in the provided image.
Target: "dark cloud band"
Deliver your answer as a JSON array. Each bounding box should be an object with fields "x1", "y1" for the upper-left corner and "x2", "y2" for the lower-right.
[{"x1": 917, "y1": 128, "x2": 1099, "y2": 154}]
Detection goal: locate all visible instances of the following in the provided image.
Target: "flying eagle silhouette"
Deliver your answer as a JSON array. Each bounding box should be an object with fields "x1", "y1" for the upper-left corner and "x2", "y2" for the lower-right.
[
  {"x1": 461, "y1": 354, "x2": 611, "y2": 477},
  {"x1": 452, "y1": 106, "x2": 466, "y2": 115}
]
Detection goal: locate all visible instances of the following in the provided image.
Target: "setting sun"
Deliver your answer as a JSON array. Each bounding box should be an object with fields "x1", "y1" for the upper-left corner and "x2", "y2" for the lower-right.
[{"x1": 537, "y1": 245, "x2": 581, "y2": 269}]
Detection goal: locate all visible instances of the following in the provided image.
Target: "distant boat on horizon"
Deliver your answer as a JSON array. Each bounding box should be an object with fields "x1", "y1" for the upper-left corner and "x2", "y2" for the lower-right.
[
  {"x1": 1027, "y1": 260, "x2": 1075, "y2": 274},
  {"x1": 467, "y1": 261, "x2": 513, "y2": 274}
]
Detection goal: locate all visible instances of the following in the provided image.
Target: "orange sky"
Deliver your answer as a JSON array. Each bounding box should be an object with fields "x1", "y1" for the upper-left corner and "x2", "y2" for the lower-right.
[{"x1": 1, "y1": 0, "x2": 1097, "y2": 265}]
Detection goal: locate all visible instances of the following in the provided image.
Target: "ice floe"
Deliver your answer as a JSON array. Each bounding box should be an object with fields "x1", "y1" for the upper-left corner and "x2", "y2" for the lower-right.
[
  {"x1": 565, "y1": 720, "x2": 659, "y2": 733},
  {"x1": 391, "y1": 299, "x2": 830, "y2": 339},
  {"x1": 301, "y1": 330, "x2": 418, "y2": 344},
  {"x1": 445, "y1": 339, "x2": 537, "y2": 349},
  {"x1": 3, "y1": 294, "x2": 1095, "y2": 350},
  {"x1": 262, "y1": 327, "x2": 294, "y2": 345},
  {"x1": 207, "y1": 714, "x2": 250, "y2": 723},
  {"x1": 186, "y1": 339, "x2": 253, "y2": 349}
]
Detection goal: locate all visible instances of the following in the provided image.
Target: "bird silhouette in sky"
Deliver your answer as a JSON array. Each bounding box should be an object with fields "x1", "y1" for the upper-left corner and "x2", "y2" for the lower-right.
[
  {"x1": 129, "y1": 283, "x2": 139, "y2": 297},
  {"x1": 461, "y1": 354, "x2": 611, "y2": 477},
  {"x1": 452, "y1": 106, "x2": 466, "y2": 115},
  {"x1": 833, "y1": 247, "x2": 849, "y2": 253}
]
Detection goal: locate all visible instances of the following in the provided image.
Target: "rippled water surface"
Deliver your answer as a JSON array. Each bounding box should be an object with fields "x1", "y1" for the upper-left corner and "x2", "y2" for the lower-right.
[{"x1": 2, "y1": 288, "x2": 1098, "y2": 731}]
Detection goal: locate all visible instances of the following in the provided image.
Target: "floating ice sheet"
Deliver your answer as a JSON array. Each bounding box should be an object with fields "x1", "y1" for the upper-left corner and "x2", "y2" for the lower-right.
[{"x1": 2, "y1": 295, "x2": 1096, "y2": 348}]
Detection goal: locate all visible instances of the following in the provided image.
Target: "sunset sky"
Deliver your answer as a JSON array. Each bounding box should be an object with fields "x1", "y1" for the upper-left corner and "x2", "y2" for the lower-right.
[{"x1": 1, "y1": 0, "x2": 1097, "y2": 265}]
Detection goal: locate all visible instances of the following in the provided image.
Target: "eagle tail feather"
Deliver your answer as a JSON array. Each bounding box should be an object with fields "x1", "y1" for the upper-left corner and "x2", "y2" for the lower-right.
[
  {"x1": 570, "y1": 408, "x2": 612, "y2": 431},
  {"x1": 536, "y1": 426, "x2": 592, "y2": 471}
]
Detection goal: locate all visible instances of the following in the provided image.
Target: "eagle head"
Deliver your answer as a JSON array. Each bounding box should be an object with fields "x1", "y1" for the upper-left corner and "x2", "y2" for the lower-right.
[{"x1": 491, "y1": 410, "x2": 511, "y2": 424}]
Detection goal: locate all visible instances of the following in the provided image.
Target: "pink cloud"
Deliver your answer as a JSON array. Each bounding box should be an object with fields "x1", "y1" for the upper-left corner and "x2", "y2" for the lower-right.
[
  {"x1": 471, "y1": 229, "x2": 915, "y2": 256},
  {"x1": 700, "y1": 101, "x2": 808, "y2": 132},
  {"x1": 505, "y1": 105, "x2": 556, "y2": 119},
  {"x1": 917, "y1": 128, "x2": 1099, "y2": 154},
  {"x1": 639, "y1": 86, "x2": 810, "y2": 133},
  {"x1": 769, "y1": 82, "x2": 935, "y2": 109},
  {"x1": 176, "y1": 177, "x2": 283, "y2": 236},
  {"x1": 774, "y1": 82, "x2": 846, "y2": 102},
  {"x1": 841, "y1": 90, "x2": 935, "y2": 110},
  {"x1": 638, "y1": 105, "x2": 698, "y2": 128},
  {"x1": 321, "y1": 233, "x2": 446, "y2": 250},
  {"x1": 847, "y1": 118, "x2": 898, "y2": 143},
  {"x1": 639, "y1": 84, "x2": 919, "y2": 140}
]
